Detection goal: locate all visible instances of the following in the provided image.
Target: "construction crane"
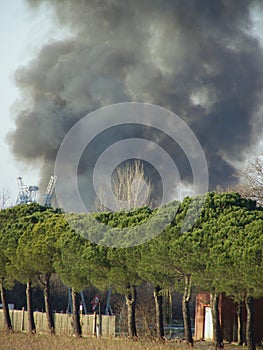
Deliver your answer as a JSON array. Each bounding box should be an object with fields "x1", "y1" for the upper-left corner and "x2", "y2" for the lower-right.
[
  {"x1": 16, "y1": 177, "x2": 39, "y2": 205},
  {"x1": 105, "y1": 288, "x2": 113, "y2": 316},
  {"x1": 67, "y1": 289, "x2": 88, "y2": 315},
  {"x1": 43, "y1": 175, "x2": 57, "y2": 207}
]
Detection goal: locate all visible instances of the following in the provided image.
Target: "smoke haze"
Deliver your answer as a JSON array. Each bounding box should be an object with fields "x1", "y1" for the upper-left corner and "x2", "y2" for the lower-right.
[{"x1": 7, "y1": 0, "x2": 263, "y2": 206}]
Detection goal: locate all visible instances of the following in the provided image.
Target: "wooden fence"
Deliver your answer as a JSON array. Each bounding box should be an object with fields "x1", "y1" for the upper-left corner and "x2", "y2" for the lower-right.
[{"x1": 0, "y1": 309, "x2": 115, "y2": 337}]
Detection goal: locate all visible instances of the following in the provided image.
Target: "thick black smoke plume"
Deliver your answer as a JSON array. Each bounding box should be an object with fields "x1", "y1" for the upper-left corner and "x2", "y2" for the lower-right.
[{"x1": 7, "y1": 0, "x2": 263, "y2": 207}]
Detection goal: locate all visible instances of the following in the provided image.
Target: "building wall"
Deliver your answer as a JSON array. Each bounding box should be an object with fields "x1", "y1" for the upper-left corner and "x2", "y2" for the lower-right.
[
  {"x1": 195, "y1": 292, "x2": 263, "y2": 343},
  {"x1": 195, "y1": 292, "x2": 210, "y2": 340},
  {"x1": 220, "y1": 294, "x2": 237, "y2": 342},
  {"x1": 253, "y1": 298, "x2": 263, "y2": 343}
]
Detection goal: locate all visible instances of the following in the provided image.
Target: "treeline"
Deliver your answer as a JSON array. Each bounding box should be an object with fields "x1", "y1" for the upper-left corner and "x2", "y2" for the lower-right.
[{"x1": 0, "y1": 192, "x2": 263, "y2": 350}]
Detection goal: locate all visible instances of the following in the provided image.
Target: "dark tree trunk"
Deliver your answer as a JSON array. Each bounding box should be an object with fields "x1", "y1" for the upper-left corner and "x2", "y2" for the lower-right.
[
  {"x1": 164, "y1": 288, "x2": 172, "y2": 326},
  {"x1": 237, "y1": 302, "x2": 244, "y2": 346},
  {"x1": 125, "y1": 285, "x2": 137, "y2": 337},
  {"x1": 43, "y1": 273, "x2": 55, "y2": 335},
  {"x1": 153, "y1": 285, "x2": 164, "y2": 339},
  {"x1": 0, "y1": 280, "x2": 12, "y2": 331},
  {"x1": 210, "y1": 292, "x2": 224, "y2": 350},
  {"x1": 182, "y1": 274, "x2": 193, "y2": 346},
  {"x1": 26, "y1": 279, "x2": 36, "y2": 333},
  {"x1": 71, "y1": 288, "x2": 81, "y2": 337},
  {"x1": 245, "y1": 296, "x2": 256, "y2": 350}
]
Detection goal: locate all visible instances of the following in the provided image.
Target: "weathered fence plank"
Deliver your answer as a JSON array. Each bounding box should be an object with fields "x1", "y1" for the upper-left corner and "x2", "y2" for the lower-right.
[{"x1": 0, "y1": 310, "x2": 115, "y2": 336}]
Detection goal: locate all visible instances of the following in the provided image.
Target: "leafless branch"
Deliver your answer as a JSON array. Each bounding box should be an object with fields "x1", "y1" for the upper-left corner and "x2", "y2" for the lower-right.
[
  {"x1": 232, "y1": 155, "x2": 263, "y2": 206},
  {"x1": 93, "y1": 160, "x2": 153, "y2": 212},
  {"x1": 0, "y1": 188, "x2": 11, "y2": 209}
]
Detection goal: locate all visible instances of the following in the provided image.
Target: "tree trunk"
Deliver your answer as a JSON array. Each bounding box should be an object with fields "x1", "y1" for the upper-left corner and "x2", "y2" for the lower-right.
[
  {"x1": 164, "y1": 288, "x2": 172, "y2": 326},
  {"x1": 26, "y1": 279, "x2": 36, "y2": 333},
  {"x1": 43, "y1": 273, "x2": 55, "y2": 334},
  {"x1": 0, "y1": 280, "x2": 12, "y2": 331},
  {"x1": 210, "y1": 292, "x2": 223, "y2": 349},
  {"x1": 125, "y1": 285, "x2": 137, "y2": 337},
  {"x1": 245, "y1": 296, "x2": 256, "y2": 350},
  {"x1": 71, "y1": 288, "x2": 81, "y2": 337},
  {"x1": 237, "y1": 302, "x2": 244, "y2": 346},
  {"x1": 182, "y1": 274, "x2": 193, "y2": 346},
  {"x1": 153, "y1": 285, "x2": 164, "y2": 339}
]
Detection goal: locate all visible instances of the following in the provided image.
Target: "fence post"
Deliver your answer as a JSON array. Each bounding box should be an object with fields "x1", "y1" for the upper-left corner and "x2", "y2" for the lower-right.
[
  {"x1": 21, "y1": 307, "x2": 25, "y2": 331},
  {"x1": 93, "y1": 312, "x2": 97, "y2": 337}
]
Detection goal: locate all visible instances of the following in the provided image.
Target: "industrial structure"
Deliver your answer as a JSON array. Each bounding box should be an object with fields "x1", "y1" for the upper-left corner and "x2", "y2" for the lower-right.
[
  {"x1": 16, "y1": 177, "x2": 39, "y2": 205},
  {"x1": 42, "y1": 175, "x2": 57, "y2": 207},
  {"x1": 16, "y1": 175, "x2": 57, "y2": 207}
]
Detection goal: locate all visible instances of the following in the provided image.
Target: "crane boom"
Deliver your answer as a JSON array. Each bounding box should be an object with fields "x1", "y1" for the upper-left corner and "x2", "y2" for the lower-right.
[{"x1": 43, "y1": 175, "x2": 57, "y2": 207}]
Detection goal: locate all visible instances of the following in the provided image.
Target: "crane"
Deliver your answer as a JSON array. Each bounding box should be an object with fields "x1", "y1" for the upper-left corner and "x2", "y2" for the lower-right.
[
  {"x1": 67, "y1": 289, "x2": 88, "y2": 315},
  {"x1": 43, "y1": 175, "x2": 57, "y2": 207},
  {"x1": 16, "y1": 177, "x2": 39, "y2": 205}
]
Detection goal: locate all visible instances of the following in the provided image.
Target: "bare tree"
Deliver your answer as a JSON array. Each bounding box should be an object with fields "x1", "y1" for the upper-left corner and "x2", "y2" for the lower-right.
[
  {"x1": 112, "y1": 160, "x2": 153, "y2": 210},
  {"x1": 94, "y1": 160, "x2": 153, "y2": 212},
  {"x1": 233, "y1": 156, "x2": 263, "y2": 206},
  {"x1": 0, "y1": 188, "x2": 11, "y2": 209}
]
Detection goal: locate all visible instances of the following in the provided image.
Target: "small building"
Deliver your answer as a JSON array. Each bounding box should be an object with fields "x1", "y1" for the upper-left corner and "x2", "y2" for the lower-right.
[{"x1": 195, "y1": 292, "x2": 263, "y2": 343}]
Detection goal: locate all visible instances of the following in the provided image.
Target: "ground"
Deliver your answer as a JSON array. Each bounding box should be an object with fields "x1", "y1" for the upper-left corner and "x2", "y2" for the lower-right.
[{"x1": 0, "y1": 332, "x2": 263, "y2": 350}]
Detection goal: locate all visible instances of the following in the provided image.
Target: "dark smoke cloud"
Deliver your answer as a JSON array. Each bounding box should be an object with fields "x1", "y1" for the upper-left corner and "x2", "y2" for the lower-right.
[{"x1": 7, "y1": 0, "x2": 263, "y2": 206}]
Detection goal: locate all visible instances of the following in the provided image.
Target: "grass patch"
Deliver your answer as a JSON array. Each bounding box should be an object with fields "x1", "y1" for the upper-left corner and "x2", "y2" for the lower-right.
[
  {"x1": 1, "y1": 332, "x2": 262, "y2": 350},
  {"x1": 0, "y1": 332, "x2": 180, "y2": 350}
]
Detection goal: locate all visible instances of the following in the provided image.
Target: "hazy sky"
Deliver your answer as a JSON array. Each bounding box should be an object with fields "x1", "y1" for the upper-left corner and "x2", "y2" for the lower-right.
[
  {"x1": 1, "y1": 1, "x2": 263, "y2": 207},
  {"x1": 0, "y1": 0, "x2": 68, "y2": 204}
]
